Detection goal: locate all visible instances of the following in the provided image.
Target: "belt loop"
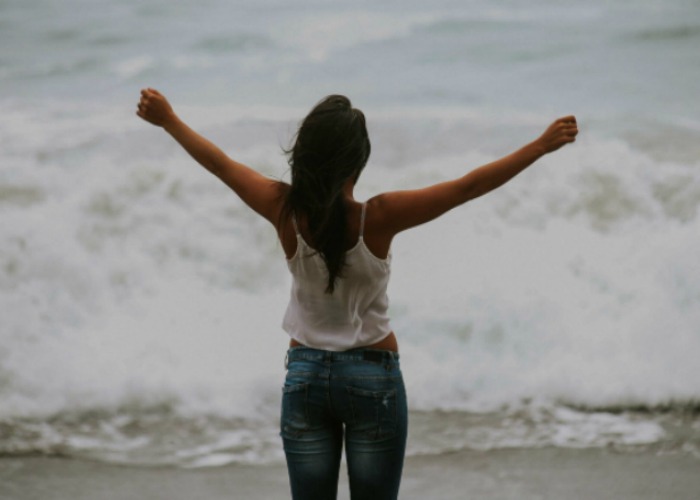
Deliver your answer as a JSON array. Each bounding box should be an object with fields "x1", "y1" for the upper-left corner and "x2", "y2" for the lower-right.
[{"x1": 284, "y1": 352, "x2": 289, "y2": 370}]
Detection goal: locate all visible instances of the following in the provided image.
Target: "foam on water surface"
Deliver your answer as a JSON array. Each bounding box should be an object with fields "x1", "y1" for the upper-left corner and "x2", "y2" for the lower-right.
[
  {"x1": 2, "y1": 0, "x2": 700, "y2": 466},
  {"x1": 2, "y1": 101, "x2": 699, "y2": 464}
]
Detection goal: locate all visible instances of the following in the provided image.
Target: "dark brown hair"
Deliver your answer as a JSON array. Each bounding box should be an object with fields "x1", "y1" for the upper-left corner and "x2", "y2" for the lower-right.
[{"x1": 280, "y1": 95, "x2": 371, "y2": 293}]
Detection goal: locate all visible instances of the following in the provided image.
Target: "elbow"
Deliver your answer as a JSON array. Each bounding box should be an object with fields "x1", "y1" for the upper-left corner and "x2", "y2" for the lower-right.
[
  {"x1": 204, "y1": 155, "x2": 226, "y2": 178},
  {"x1": 209, "y1": 163, "x2": 223, "y2": 178},
  {"x1": 457, "y1": 179, "x2": 485, "y2": 204}
]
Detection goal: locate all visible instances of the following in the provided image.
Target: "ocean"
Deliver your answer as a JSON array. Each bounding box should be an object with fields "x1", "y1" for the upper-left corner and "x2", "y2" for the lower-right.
[{"x1": 1, "y1": 0, "x2": 699, "y2": 468}]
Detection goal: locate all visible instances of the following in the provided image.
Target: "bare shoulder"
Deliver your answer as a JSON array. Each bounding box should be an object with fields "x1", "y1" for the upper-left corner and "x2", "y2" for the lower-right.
[
  {"x1": 362, "y1": 195, "x2": 394, "y2": 258},
  {"x1": 364, "y1": 185, "x2": 449, "y2": 236},
  {"x1": 364, "y1": 194, "x2": 390, "y2": 228}
]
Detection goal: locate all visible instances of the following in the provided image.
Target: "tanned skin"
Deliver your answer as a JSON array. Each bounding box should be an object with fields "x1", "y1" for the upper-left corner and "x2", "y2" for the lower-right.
[{"x1": 137, "y1": 88, "x2": 578, "y2": 351}]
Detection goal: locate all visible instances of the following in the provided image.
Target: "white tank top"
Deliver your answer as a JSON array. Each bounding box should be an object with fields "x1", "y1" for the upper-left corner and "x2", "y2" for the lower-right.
[{"x1": 282, "y1": 203, "x2": 393, "y2": 351}]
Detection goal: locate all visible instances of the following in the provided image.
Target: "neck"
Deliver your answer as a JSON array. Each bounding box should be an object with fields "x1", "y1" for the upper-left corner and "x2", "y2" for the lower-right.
[{"x1": 342, "y1": 178, "x2": 356, "y2": 201}]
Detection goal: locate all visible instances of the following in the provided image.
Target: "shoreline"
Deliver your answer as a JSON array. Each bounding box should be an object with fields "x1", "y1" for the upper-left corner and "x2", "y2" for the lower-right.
[{"x1": 2, "y1": 447, "x2": 698, "y2": 500}]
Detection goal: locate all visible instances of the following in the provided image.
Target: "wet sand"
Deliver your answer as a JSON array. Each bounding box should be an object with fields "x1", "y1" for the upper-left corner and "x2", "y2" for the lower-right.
[{"x1": 1, "y1": 447, "x2": 698, "y2": 500}]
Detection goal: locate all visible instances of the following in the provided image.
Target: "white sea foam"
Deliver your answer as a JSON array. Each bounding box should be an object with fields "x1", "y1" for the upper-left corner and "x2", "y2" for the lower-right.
[
  {"x1": 2, "y1": 0, "x2": 699, "y2": 465},
  {"x1": 2, "y1": 100, "x2": 698, "y2": 425}
]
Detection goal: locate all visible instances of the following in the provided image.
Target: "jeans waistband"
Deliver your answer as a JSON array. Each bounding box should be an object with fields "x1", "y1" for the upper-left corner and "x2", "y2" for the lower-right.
[{"x1": 286, "y1": 346, "x2": 400, "y2": 365}]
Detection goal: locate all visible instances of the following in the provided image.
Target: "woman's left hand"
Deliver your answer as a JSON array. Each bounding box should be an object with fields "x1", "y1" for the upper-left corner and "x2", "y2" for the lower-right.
[{"x1": 136, "y1": 88, "x2": 176, "y2": 127}]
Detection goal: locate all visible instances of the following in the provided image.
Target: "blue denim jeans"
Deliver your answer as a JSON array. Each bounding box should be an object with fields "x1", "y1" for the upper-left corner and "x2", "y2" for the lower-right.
[{"x1": 280, "y1": 347, "x2": 408, "y2": 500}]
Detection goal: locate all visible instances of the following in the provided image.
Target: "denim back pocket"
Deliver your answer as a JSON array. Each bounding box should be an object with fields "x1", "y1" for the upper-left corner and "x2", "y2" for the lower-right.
[
  {"x1": 281, "y1": 383, "x2": 309, "y2": 438},
  {"x1": 346, "y1": 386, "x2": 397, "y2": 441}
]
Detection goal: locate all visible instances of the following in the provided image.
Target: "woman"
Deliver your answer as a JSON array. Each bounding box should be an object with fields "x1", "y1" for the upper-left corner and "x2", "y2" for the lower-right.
[{"x1": 136, "y1": 89, "x2": 578, "y2": 500}]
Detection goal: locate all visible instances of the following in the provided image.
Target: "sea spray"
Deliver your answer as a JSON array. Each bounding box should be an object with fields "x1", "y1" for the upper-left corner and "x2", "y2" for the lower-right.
[{"x1": 2, "y1": 0, "x2": 699, "y2": 466}]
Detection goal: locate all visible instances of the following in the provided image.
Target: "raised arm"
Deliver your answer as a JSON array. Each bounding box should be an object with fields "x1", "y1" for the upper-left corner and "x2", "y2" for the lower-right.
[
  {"x1": 136, "y1": 88, "x2": 284, "y2": 224},
  {"x1": 371, "y1": 116, "x2": 578, "y2": 235}
]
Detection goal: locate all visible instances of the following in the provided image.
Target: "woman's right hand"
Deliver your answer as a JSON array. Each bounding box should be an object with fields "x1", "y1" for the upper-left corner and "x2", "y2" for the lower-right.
[
  {"x1": 536, "y1": 116, "x2": 578, "y2": 154},
  {"x1": 136, "y1": 88, "x2": 177, "y2": 128}
]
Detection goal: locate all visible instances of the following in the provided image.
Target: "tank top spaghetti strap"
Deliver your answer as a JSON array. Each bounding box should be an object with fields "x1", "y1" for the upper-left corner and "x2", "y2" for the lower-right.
[
  {"x1": 283, "y1": 202, "x2": 392, "y2": 351},
  {"x1": 291, "y1": 202, "x2": 368, "y2": 245}
]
